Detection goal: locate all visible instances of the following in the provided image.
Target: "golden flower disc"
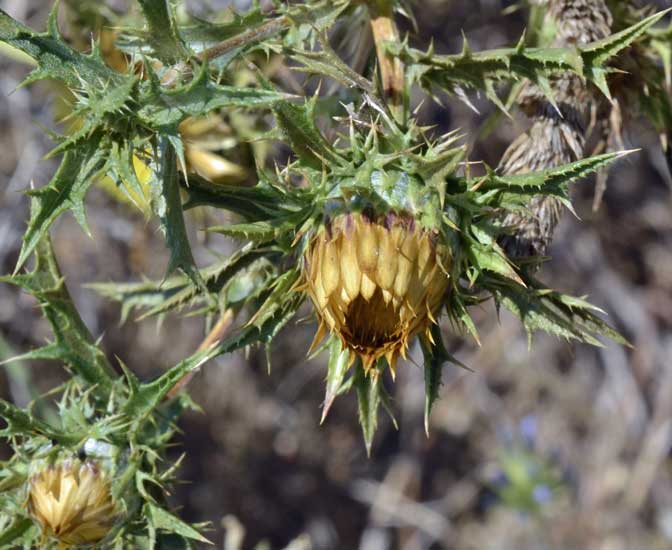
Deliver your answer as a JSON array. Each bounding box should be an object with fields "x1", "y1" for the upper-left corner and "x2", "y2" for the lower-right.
[
  {"x1": 28, "y1": 460, "x2": 117, "y2": 546},
  {"x1": 304, "y1": 212, "x2": 451, "y2": 373}
]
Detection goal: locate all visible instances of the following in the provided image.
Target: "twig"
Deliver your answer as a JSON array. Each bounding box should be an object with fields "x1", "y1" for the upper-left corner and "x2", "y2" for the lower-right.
[{"x1": 367, "y1": 0, "x2": 405, "y2": 123}]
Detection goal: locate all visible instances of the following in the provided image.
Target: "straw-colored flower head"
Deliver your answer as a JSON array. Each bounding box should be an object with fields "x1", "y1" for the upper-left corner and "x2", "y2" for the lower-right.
[
  {"x1": 28, "y1": 460, "x2": 117, "y2": 546},
  {"x1": 304, "y1": 211, "x2": 451, "y2": 373}
]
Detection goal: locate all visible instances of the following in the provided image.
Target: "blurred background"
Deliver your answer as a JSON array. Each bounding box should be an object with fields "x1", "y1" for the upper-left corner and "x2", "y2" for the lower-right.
[{"x1": 2, "y1": 0, "x2": 672, "y2": 548}]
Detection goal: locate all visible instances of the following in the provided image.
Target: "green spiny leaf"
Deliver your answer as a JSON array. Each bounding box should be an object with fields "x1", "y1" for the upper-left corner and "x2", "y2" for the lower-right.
[
  {"x1": 0, "y1": 7, "x2": 121, "y2": 89},
  {"x1": 149, "y1": 137, "x2": 205, "y2": 291},
  {"x1": 468, "y1": 241, "x2": 523, "y2": 284},
  {"x1": 50, "y1": 76, "x2": 138, "y2": 157},
  {"x1": 419, "y1": 326, "x2": 447, "y2": 436},
  {"x1": 90, "y1": 245, "x2": 271, "y2": 321},
  {"x1": 136, "y1": 0, "x2": 189, "y2": 63},
  {"x1": 15, "y1": 135, "x2": 107, "y2": 273},
  {"x1": 273, "y1": 96, "x2": 343, "y2": 170},
  {"x1": 487, "y1": 271, "x2": 627, "y2": 348},
  {"x1": 0, "y1": 518, "x2": 34, "y2": 548},
  {"x1": 485, "y1": 150, "x2": 636, "y2": 201},
  {"x1": 122, "y1": 346, "x2": 217, "y2": 425},
  {"x1": 354, "y1": 363, "x2": 380, "y2": 456},
  {"x1": 145, "y1": 503, "x2": 211, "y2": 544},
  {"x1": 183, "y1": 175, "x2": 295, "y2": 220},
  {"x1": 582, "y1": 8, "x2": 672, "y2": 67},
  {"x1": 247, "y1": 269, "x2": 300, "y2": 329},
  {"x1": 321, "y1": 337, "x2": 351, "y2": 423},
  {"x1": 138, "y1": 64, "x2": 287, "y2": 128},
  {"x1": 401, "y1": 11, "x2": 670, "y2": 105},
  {"x1": 2, "y1": 234, "x2": 118, "y2": 394},
  {"x1": 212, "y1": 291, "x2": 303, "y2": 359},
  {"x1": 0, "y1": 400, "x2": 80, "y2": 444}
]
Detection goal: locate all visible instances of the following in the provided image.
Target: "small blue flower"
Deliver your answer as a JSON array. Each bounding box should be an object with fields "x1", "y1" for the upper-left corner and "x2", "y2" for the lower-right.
[
  {"x1": 532, "y1": 484, "x2": 553, "y2": 504},
  {"x1": 519, "y1": 414, "x2": 538, "y2": 447}
]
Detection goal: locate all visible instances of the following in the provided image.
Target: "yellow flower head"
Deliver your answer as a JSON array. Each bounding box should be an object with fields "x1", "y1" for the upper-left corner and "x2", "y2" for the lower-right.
[
  {"x1": 304, "y1": 211, "x2": 451, "y2": 373},
  {"x1": 28, "y1": 460, "x2": 117, "y2": 547}
]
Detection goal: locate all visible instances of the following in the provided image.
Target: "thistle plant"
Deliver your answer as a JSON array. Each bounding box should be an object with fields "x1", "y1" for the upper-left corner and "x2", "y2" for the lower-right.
[{"x1": 0, "y1": 0, "x2": 670, "y2": 546}]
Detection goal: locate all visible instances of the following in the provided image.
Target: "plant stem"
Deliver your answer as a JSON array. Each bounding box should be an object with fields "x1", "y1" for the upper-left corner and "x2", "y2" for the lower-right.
[
  {"x1": 198, "y1": 16, "x2": 290, "y2": 63},
  {"x1": 166, "y1": 308, "x2": 235, "y2": 398},
  {"x1": 367, "y1": 0, "x2": 405, "y2": 123}
]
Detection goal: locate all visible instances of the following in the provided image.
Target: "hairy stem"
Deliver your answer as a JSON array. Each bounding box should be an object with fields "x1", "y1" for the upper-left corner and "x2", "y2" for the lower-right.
[{"x1": 198, "y1": 16, "x2": 290, "y2": 63}]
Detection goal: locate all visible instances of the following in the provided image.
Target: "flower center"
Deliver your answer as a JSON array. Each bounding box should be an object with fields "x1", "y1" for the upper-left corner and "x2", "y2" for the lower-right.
[{"x1": 342, "y1": 288, "x2": 402, "y2": 351}]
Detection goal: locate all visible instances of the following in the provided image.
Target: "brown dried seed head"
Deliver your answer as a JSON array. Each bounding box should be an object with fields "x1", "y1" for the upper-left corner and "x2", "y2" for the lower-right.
[
  {"x1": 304, "y1": 213, "x2": 451, "y2": 373},
  {"x1": 28, "y1": 460, "x2": 117, "y2": 546}
]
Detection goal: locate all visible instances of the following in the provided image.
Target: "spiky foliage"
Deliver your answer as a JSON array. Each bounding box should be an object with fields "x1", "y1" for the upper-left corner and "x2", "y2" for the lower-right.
[
  {"x1": 0, "y1": 0, "x2": 668, "y2": 460},
  {"x1": 0, "y1": 233, "x2": 215, "y2": 548}
]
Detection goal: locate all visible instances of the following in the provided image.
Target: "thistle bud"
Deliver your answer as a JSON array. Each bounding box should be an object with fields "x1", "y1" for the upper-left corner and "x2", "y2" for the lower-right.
[
  {"x1": 304, "y1": 212, "x2": 450, "y2": 373},
  {"x1": 28, "y1": 460, "x2": 117, "y2": 546}
]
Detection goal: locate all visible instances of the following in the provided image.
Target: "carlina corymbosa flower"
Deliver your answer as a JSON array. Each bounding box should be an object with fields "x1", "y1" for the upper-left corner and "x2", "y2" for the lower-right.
[
  {"x1": 28, "y1": 459, "x2": 117, "y2": 547},
  {"x1": 303, "y1": 210, "x2": 451, "y2": 373}
]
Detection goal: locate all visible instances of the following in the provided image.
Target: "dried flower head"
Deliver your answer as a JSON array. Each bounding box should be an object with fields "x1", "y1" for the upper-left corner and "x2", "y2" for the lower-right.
[
  {"x1": 28, "y1": 460, "x2": 117, "y2": 546},
  {"x1": 304, "y1": 211, "x2": 451, "y2": 373}
]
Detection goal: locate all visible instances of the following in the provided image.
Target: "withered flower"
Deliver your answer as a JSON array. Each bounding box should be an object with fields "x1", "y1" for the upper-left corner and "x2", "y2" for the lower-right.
[
  {"x1": 303, "y1": 211, "x2": 451, "y2": 373},
  {"x1": 28, "y1": 460, "x2": 117, "y2": 546}
]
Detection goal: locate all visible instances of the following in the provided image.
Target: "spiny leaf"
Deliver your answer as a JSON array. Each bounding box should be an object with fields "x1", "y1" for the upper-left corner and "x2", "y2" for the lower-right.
[
  {"x1": 486, "y1": 150, "x2": 636, "y2": 195},
  {"x1": 468, "y1": 241, "x2": 523, "y2": 284},
  {"x1": 0, "y1": 518, "x2": 34, "y2": 548},
  {"x1": 138, "y1": 64, "x2": 288, "y2": 128},
  {"x1": 354, "y1": 363, "x2": 380, "y2": 456},
  {"x1": 149, "y1": 137, "x2": 205, "y2": 294},
  {"x1": 122, "y1": 346, "x2": 217, "y2": 424},
  {"x1": 419, "y1": 325, "x2": 471, "y2": 436},
  {"x1": 2, "y1": 234, "x2": 118, "y2": 394},
  {"x1": 582, "y1": 8, "x2": 672, "y2": 67},
  {"x1": 419, "y1": 327, "x2": 445, "y2": 436},
  {"x1": 247, "y1": 269, "x2": 300, "y2": 329},
  {"x1": 321, "y1": 337, "x2": 351, "y2": 423},
  {"x1": 136, "y1": 0, "x2": 189, "y2": 63},
  {"x1": 493, "y1": 282, "x2": 598, "y2": 345},
  {"x1": 208, "y1": 209, "x2": 310, "y2": 243},
  {"x1": 273, "y1": 96, "x2": 343, "y2": 170},
  {"x1": 400, "y1": 11, "x2": 671, "y2": 105},
  {"x1": 0, "y1": 400, "x2": 80, "y2": 444},
  {"x1": 145, "y1": 503, "x2": 211, "y2": 544},
  {"x1": 91, "y1": 246, "x2": 271, "y2": 321},
  {"x1": 183, "y1": 174, "x2": 297, "y2": 220},
  {"x1": 212, "y1": 292, "x2": 303, "y2": 358},
  {"x1": 0, "y1": 7, "x2": 121, "y2": 89},
  {"x1": 50, "y1": 76, "x2": 138, "y2": 157},
  {"x1": 487, "y1": 272, "x2": 627, "y2": 348},
  {"x1": 291, "y1": 35, "x2": 377, "y2": 97},
  {"x1": 15, "y1": 134, "x2": 107, "y2": 273}
]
